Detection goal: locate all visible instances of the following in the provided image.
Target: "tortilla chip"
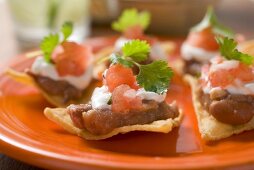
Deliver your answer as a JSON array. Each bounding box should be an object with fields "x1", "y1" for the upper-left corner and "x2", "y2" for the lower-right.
[
  {"x1": 5, "y1": 68, "x2": 35, "y2": 86},
  {"x1": 5, "y1": 69, "x2": 93, "y2": 107},
  {"x1": 185, "y1": 75, "x2": 254, "y2": 141},
  {"x1": 95, "y1": 46, "x2": 114, "y2": 61},
  {"x1": 238, "y1": 40, "x2": 254, "y2": 56},
  {"x1": 44, "y1": 107, "x2": 183, "y2": 140}
]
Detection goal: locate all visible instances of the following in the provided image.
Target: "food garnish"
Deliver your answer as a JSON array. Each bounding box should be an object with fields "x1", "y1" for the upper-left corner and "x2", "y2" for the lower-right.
[
  {"x1": 112, "y1": 8, "x2": 150, "y2": 33},
  {"x1": 110, "y1": 40, "x2": 173, "y2": 94},
  {"x1": 216, "y1": 37, "x2": 254, "y2": 65},
  {"x1": 40, "y1": 22, "x2": 73, "y2": 63},
  {"x1": 137, "y1": 61, "x2": 173, "y2": 94}
]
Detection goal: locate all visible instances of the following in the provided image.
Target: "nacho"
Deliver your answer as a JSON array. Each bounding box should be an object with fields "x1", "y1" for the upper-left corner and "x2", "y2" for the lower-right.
[
  {"x1": 44, "y1": 40, "x2": 183, "y2": 140},
  {"x1": 185, "y1": 75, "x2": 254, "y2": 141},
  {"x1": 5, "y1": 69, "x2": 93, "y2": 107},
  {"x1": 5, "y1": 23, "x2": 94, "y2": 107}
]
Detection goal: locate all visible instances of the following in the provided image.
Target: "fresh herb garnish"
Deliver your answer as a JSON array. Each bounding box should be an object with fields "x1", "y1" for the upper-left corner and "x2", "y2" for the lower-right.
[
  {"x1": 40, "y1": 34, "x2": 59, "y2": 63},
  {"x1": 40, "y1": 22, "x2": 73, "y2": 63},
  {"x1": 112, "y1": 8, "x2": 150, "y2": 33},
  {"x1": 61, "y1": 22, "x2": 73, "y2": 40},
  {"x1": 137, "y1": 61, "x2": 173, "y2": 94},
  {"x1": 110, "y1": 40, "x2": 149, "y2": 67},
  {"x1": 122, "y1": 40, "x2": 150, "y2": 62},
  {"x1": 216, "y1": 36, "x2": 254, "y2": 65},
  {"x1": 110, "y1": 40, "x2": 173, "y2": 94},
  {"x1": 110, "y1": 53, "x2": 134, "y2": 68},
  {"x1": 191, "y1": 6, "x2": 233, "y2": 37}
]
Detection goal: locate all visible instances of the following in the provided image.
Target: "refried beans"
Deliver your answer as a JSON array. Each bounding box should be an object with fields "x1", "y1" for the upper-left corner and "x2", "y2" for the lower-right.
[
  {"x1": 198, "y1": 88, "x2": 254, "y2": 125},
  {"x1": 67, "y1": 100, "x2": 179, "y2": 135},
  {"x1": 28, "y1": 72, "x2": 83, "y2": 103}
]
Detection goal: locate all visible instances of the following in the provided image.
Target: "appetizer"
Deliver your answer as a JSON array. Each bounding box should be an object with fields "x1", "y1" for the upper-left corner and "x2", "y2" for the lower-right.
[
  {"x1": 6, "y1": 23, "x2": 93, "y2": 107},
  {"x1": 181, "y1": 7, "x2": 233, "y2": 76},
  {"x1": 45, "y1": 40, "x2": 183, "y2": 140},
  {"x1": 187, "y1": 37, "x2": 254, "y2": 141},
  {"x1": 94, "y1": 8, "x2": 175, "y2": 79}
]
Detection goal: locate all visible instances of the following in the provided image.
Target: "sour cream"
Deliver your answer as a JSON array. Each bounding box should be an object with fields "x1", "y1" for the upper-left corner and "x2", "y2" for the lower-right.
[
  {"x1": 204, "y1": 80, "x2": 254, "y2": 95},
  {"x1": 91, "y1": 85, "x2": 166, "y2": 109},
  {"x1": 136, "y1": 88, "x2": 166, "y2": 102},
  {"x1": 31, "y1": 56, "x2": 92, "y2": 90},
  {"x1": 210, "y1": 60, "x2": 239, "y2": 73},
  {"x1": 225, "y1": 79, "x2": 254, "y2": 95},
  {"x1": 91, "y1": 85, "x2": 112, "y2": 109},
  {"x1": 181, "y1": 42, "x2": 218, "y2": 62},
  {"x1": 114, "y1": 37, "x2": 167, "y2": 60}
]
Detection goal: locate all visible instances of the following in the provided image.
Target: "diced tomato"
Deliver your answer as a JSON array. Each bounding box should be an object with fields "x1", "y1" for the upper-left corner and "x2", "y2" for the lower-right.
[
  {"x1": 105, "y1": 64, "x2": 139, "y2": 92},
  {"x1": 124, "y1": 25, "x2": 144, "y2": 39},
  {"x1": 209, "y1": 69, "x2": 235, "y2": 87},
  {"x1": 186, "y1": 27, "x2": 219, "y2": 51},
  {"x1": 234, "y1": 63, "x2": 254, "y2": 82},
  {"x1": 123, "y1": 25, "x2": 157, "y2": 45},
  {"x1": 52, "y1": 42, "x2": 92, "y2": 77},
  {"x1": 209, "y1": 63, "x2": 254, "y2": 87},
  {"x1": 112, "y1": 84, "x2": 143, "y2": 113}
]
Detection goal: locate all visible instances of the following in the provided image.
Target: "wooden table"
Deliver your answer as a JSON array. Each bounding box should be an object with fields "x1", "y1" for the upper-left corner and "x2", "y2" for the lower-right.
[{"x1": 0, "y1": 0, "x2": 254, "y2": 170}]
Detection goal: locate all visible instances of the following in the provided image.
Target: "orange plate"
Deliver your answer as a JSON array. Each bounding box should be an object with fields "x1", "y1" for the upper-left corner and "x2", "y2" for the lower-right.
[{"x1": 0, "y1": 37, "x2": 254, "y2": 170}]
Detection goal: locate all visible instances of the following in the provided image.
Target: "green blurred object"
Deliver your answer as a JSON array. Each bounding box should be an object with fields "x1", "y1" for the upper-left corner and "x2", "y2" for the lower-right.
[{"x1": 8, "y1": 0, "x2": 91, "y2": 48}]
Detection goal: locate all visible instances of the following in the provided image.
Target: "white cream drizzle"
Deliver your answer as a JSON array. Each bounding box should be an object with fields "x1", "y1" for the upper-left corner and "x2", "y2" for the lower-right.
[
  {"x1": 209, "y1": 60, "x2": 239, "y2": 73},
  {"x1": 31, "y1": 56, "x2": 92, "y2": 90},
  {"x1": 181, "y1": 42, "x2": 218, "y2": 62},
  {"x1": 91, "y1": 85, "x2": 166, "y2": 109}
]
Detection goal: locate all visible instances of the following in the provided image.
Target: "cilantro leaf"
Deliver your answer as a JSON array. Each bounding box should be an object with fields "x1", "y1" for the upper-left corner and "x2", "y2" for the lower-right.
[
  {"x1": 216, "y1": 36, "x2": 236, "y2": 58},
  {"x1": 216, "y1": 36, "x2": 254, "y2": 65},
  {"x1": 122, "y1": 40, "x2": 150, "y2": 62},
  {"x1": 40, "y1": 34, "x2": 59, "y2": 63},
  {"x1": 110, "y1": 54, "x2": 134, "y2": 68},
  {"x1": 107, "y1": 40, "x2": 174, "y2": 94},
  {"x1": 39, "y1": 22, "x2": 73, "y2": 63},
  {"x1": 191, "y1": 6, "x2": 233, "y2": 37},
  {"x1": 61, "y1": 21, "x2": 73, "y2": 40},
  {"x1": 137, "y1": 61, "x2": 173, "y2": 94},
  {"x1": 112, "y1": 8, "x2": 150, "y2": 32}
]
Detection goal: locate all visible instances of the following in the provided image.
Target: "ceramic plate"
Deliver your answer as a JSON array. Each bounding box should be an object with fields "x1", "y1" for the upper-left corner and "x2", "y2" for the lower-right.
[{"x1": 0, "y1": 37, "x2": 253, "y2": 170}]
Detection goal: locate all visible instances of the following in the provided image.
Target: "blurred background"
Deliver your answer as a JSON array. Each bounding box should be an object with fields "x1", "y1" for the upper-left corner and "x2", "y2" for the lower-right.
[{"x1": 1, "y1": 0, "x2": 254, "y2": 68}]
